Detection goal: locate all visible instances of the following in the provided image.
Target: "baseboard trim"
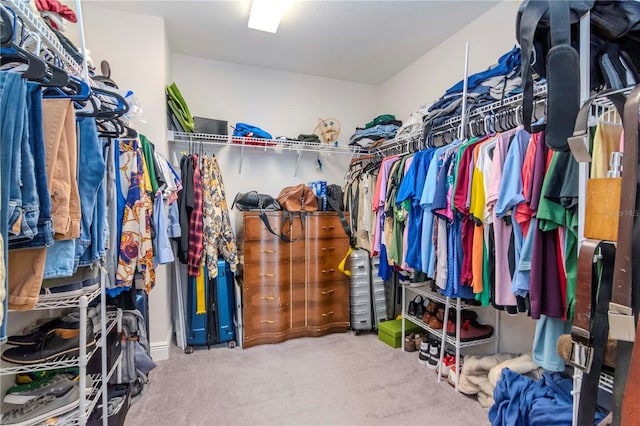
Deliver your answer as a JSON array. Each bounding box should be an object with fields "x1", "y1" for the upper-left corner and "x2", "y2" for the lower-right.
[{"x1": 150, "y1": 328, "x2": 173, "y2": 361}]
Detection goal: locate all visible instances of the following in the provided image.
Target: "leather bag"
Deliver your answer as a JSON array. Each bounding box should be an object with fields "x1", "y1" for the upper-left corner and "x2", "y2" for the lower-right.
[
  {"x1": 232, "y1": 191, "x2": 280, "y2": 211},
  {"x1": 277, "y1": 184, "x2": 318, "y2": 213}
]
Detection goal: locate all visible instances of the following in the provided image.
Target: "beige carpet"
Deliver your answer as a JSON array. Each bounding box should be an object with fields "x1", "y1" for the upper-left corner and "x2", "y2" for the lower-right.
[{"x1": 124, "y1": 332, "x2": 490, "y2": 426}]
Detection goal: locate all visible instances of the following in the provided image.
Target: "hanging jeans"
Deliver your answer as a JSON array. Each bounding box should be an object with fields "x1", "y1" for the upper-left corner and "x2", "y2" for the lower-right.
[
  {"x1": 0, "y1": 71, "x2": 25, "y2": 338},
  {"x1": 2, "y1": 75, "x2": 54, "y2": 311}
]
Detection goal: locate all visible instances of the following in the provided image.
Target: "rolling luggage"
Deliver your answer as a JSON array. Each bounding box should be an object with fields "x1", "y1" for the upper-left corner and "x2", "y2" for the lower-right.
[
  {"x1": 186, "y1": 259, "x2": 236, "y2": 349},
  {"x1": 349, "y1": 249, "x2": 373, "y2": 333}
]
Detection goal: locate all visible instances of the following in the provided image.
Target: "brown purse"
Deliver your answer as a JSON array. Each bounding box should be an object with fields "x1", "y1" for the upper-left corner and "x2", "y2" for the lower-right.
[{"x1": 277, "y1": 184, "x2": 318, "y2": 212}]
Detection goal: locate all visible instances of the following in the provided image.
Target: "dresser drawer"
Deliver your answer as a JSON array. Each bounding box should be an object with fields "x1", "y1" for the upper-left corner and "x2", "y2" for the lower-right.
[
  {"x1": 243, "y1": 214, "x2": 283, "y2": 241},
  {"x1": 243, "y1": 287, "x2": 291, "y2": 336},
  {"x1": 243, "y1": 263, "x2": 290, "y2": 288},
  {"x1": 308, "y1": 255, "x2": 350, "y2": 283},
  {"x1": 307, "y1": 281, "x2": 349, "y2": 326},
  {"x1": 307, "y1": 238, "x2": 350, "y2": 262},
  {"x1": 307, "y1": 214, "x2": 349, "y2": 239},
  {"x1": 243, "y1": 240, "x2": 287, "y2": 264}
]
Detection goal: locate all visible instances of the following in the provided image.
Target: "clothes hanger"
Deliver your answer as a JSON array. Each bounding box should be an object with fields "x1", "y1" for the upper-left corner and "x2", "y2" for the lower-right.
[{"x1": 0, "y1": 7, "x2": 47, "y2": 80}]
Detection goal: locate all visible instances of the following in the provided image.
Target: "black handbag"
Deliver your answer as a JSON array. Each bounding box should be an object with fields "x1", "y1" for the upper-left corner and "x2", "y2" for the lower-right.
[{"x1": 232, "y1": 191, "x2": 280, "y2": 211}]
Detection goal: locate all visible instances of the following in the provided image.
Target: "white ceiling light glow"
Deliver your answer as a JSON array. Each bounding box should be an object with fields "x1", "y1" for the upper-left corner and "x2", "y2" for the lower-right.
[{"x1": 248, "y1": 0, "x2": 291, "y2": 34}]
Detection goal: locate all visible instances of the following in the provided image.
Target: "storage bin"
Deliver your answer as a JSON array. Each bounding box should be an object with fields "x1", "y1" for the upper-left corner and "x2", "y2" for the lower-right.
[{"x1": 377, "y1": 319, "x2": 424, "y2": 348}]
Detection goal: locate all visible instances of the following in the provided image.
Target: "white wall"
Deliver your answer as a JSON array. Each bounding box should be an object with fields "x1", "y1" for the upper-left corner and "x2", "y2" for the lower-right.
[
  {"x1": 380, "y1": 0, "x2": 522, "y2": 122},
  {"x1": 79, "y1": 4, "x2": 172, "y2": 360},
  {"x1": 170, "y1": 54, "x2": 380, "y2": 225}
]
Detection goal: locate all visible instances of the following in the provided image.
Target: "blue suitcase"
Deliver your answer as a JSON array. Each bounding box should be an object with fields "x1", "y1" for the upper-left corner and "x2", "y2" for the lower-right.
[{"x1": 186, "y1": 259, "x2": 236, "y2": 348}]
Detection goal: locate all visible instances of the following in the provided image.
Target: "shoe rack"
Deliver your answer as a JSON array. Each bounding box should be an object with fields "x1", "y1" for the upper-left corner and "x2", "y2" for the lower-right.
[
  {"x1": 1, "y1": 1, "x2": 123, "y2": 424},
  {"x1": 400, "y1": 283, "x2": 500, "y2": 391},
  {"x1": 1, "y1": 275, "x2": 123, "y2": 425}
]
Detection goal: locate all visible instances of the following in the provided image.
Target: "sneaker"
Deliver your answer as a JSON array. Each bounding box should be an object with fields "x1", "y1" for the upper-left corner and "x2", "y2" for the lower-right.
[
  {"x1": 4, "y1": 374, "x2": 75, "y2": 405},
  {"x1": 7, "y1": 314, "x2": 82, "y2": 346},
  {"x1": 414, "y1": 333, "x2": 424, "y2": 349},
  {"x1": 418, "y1": 349, "x2": 431, "y2": 367},
  {"x1": 39, "y1": 282, "x2": 84, "y2": 300},
  {"x1": 81, "y1": 266, "x2": 100, "y2": 293},
  {"x1": 0, "y1": 386, "x2": 79, "y2": 425},
  {"x1": 404, "y1": 333, "x2": 417, "y2": 352},
  {"x1": 448, "y1": 363, "x2": 462, "y2": 387},
  {"x1": 2, "y1": 319, "x2": 96, "y2": 365},
  {"x1": 417, "y1": 341, "x2": 431, "y2": 366},
  {"x1": 426, "y1": 356, "x2": 439, "y2": 370},
  {"x1": 440, "y1": 355, "x2": 456, "y2": 378}
]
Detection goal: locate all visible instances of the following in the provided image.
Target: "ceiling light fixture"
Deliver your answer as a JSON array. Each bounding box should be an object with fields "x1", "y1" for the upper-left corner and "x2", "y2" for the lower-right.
[{"x1": 248, "y1": 0, "x2": 291, "y2": 34}]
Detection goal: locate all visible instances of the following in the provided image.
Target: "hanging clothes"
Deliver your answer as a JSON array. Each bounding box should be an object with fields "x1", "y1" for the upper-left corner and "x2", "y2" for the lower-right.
[{"x1": 200, "y1": 154, "x2": 238, "y2": 277}]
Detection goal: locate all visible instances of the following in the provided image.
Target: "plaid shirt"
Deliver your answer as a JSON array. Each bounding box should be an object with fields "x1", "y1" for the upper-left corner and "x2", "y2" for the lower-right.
[{"x1": 188, "y1": 154, "x2": 204, "y2": 277}]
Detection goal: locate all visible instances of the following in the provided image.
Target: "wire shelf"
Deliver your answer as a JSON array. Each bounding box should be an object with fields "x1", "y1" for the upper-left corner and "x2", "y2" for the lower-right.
[
  {"x1": 402, "y1": 313, "x2": 496, "y2": 349},
  {"x1": 598, "y1": 370, "x2": 614, "y2": 395},
  {"x1": 3, "y1": 0, "x2": 82, "y2": 73},
  {"x1": 9, "y1": 288, "x2": 102, "y2": 311},
  {"x1": 373, "y1": 127, "x2": 424, "y2": 156},
  {"x1": 432, "y1": 83, "x2": 549, "y2": 132},
  {"x1": 0, "y1": 310, "x2": 119, "y2": 375},
  {"x1": 403, "y1": 284, "x2": 471, "y2": 309},
  {"x1": 168, "y1": 131, "x2": 360, "y2": 155}
]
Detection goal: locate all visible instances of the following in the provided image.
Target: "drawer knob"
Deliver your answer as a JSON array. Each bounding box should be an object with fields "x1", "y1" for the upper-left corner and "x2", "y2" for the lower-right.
[
  {"x1": 322, "y1": 269, "x2": 336, "y2": 273},
  {"x1": 260, "y1": 320, "x2": 276, "y2": 324},
  {"x1": 261, "y1": 249, "x2": 275, "y2": 253},
  {"x1": 322, "y1": 226, "x2": 336, "y2": 230},
  {"x1": 322, "y1": 289, "x2": 335, "y2": 295},
  {"x1": 260, "y1": 296, "x2": 275, "y2": 300},
  {"x1": 321, "y1": 311, "x2": 335, "y2": 317},
  {"x1": 321, "y1": 247, "x2": 335, "y2": 251},
  {"x1": 259, "y1": 273, "x2": 275, "y2": 277}
]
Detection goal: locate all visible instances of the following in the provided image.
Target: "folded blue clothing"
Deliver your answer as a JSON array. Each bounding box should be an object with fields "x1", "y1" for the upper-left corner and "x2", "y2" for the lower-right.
[
  {"x1": 489, "y1": 369, "x2": 606, "y2": 426},
  {"x1": 349, "y1": 124, "x2": 400, "y2": 146}
]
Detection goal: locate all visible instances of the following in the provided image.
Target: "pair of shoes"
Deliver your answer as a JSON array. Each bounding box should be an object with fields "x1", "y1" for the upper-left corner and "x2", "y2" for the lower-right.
[
  {"x1": 0, "y1": 386, "x2": 79, "y2": 425},
  {"x1": 446, "y1": 319, "x2": 494, "y2": 342},
  {"x1": 404, "y1": 332, "x2": 426, "y2": 352},
  {"x1": 439, "y1": 353, "x2": 457, "y2": 378},
  {"x1": 4, "y1": 374, "x2": 75, "y2": 405},
  {"x1": 6, "y1": 314, "x2": 81, "y2": 346},
  {"x1": 404, "y1": 332, "x2": 417, "y2": 352},
  {"x1": 2, "y1": 318, "x2": 96, "y2": 365},
  {"x1": 408, "y1": 296, "x2": 424, "y2": 318},
  {"x1": 417, "y1": 340, "x2": 439, "y2": 370}
]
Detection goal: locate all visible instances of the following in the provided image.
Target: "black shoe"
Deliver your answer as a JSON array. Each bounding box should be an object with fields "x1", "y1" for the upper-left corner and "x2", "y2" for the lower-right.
[
  {"x1": 408, "y1": 295, "x2": 423, "y2": 316},
  {"x1": 6, "y1": 314, "x2": 81, "y2": 346},
  {"x1": 2, "y1": 319, "x2": 96, "y2": 365}
]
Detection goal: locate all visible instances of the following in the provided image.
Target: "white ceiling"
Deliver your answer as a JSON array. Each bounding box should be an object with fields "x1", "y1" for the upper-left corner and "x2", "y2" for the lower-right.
[{"x1": 93, "y1": 1, "x2": 500, "y2": 85}]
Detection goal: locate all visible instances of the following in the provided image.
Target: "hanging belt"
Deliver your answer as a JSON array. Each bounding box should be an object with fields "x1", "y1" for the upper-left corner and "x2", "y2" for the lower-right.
[
  {"x1": 568, "y1": 89, "x2": 630, "y2": 426},
  {"x1": 573, "y1": 240, "x2": 615, "y2": 425},
  {"x1": 619, "y1": 85, "x2": 640, "y2": 426}
]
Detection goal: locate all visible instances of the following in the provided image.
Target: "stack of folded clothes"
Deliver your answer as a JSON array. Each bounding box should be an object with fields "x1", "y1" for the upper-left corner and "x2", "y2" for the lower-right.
[
  {"x1": 349, "y1": 114, "x2": 402, "y2": 149},
  {"x1": 422, "y1": 45, "x2": 523, "y2": 136}
]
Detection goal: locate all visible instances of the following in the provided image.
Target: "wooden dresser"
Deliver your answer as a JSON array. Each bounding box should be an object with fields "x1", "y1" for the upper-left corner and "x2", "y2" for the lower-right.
[{"x1": 237, "y1": 211, "x2": 350, "y2": 348}]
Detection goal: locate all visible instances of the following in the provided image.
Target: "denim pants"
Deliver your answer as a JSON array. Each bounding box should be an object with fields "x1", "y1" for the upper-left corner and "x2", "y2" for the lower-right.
[
  {"x1": 75, "y1": 117, "x2": 106, "y2": 268},
  {"x1": 0, "y1": 71, "x2": 24, "y2": 340},
  {"x1": 10, "y1": 81, "x2": 53, "y2": 249}
]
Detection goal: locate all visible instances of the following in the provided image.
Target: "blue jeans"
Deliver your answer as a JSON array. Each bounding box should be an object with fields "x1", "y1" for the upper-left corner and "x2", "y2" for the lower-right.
[
  {"x1": 0, "y1": 71, "x2": 27, "y2": 341},
  {"x1": 10, "y1": 82, "x2": 53, "y2": 249},
  {"x1": 75, "y1": 118, "x2": 105, "y2": 268}
]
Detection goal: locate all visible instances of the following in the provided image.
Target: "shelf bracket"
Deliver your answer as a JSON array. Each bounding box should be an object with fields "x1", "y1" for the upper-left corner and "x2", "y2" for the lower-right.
[
  {"x1": 238, "y1": 140, "x2": 246, "y2": 175},
  {"x1": 293, "y1": 150, "x2": 303, "y2": 177}
]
